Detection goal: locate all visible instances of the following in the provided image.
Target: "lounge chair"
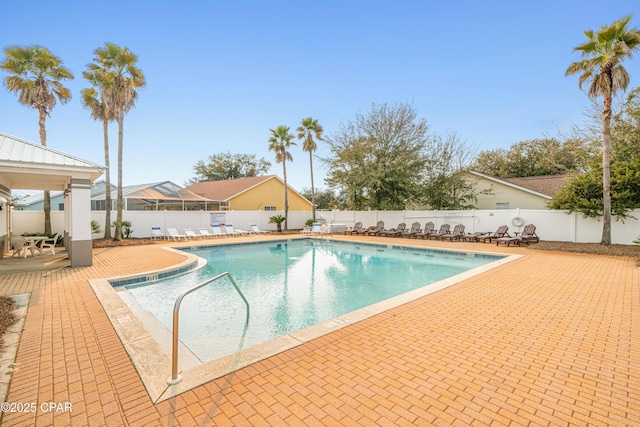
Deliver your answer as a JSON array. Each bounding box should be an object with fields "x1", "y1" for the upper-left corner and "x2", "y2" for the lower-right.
[
  {"x1": 210, "y1": 225, "x2": 226, "y2": 238},
  {"x1": 413, "y1": 222, "x2": 435, "y2": 239},
  {"x1": 151, "y1": 226, "x2": 165, "y2": 240},
  {"x1": 224, "y1": 224, "x2": 247, "y2": 236},
  {"x1": 198, "y1": 228, "x2": 216, "y2": 238},
  {"x1": 366, "y1": 221, "x2": 385, "y2": 236},
  {"x1": 41, "y1": 233, "x2": 61, "y2": 254},
  {"x1": 479, "y1": 225, "x2": 510, "y2": 243},
  {"x1": 355, "y1": 225, "x2": 376, "y2": 235},
  {"x1": 460, "y1": 231, "x2": 488, "y2": 242},
  {"x1": 401, "y1": 222, "x2": 421, "y2": 238},
  {"x1": 301, "y1": 223, "x2": 321, "y2": 234},
  {"x1": 167, "y1": 228, "x2": 188, "y2": 241},
  {"x1": 427, "y1": 224, "x2": 451, "y2": 240},
  {"x1": 496, "y1": 224, "x2": 539, "y2": 246},
  {"x1": 184, "y1": 228, "x2": 201, "y2": 239},
  {"x1": 251, "y1": 224, "x2": 271, "y2": 234},
  {"x1": 440, "y1": 224, "x2": 465, "y2": 241},
  {"x1": 379, "y1": 223, "x2": 406, "y2": 237},
  {"x1": 346, "y1": 222, "x2": 363, "y2": 235}
]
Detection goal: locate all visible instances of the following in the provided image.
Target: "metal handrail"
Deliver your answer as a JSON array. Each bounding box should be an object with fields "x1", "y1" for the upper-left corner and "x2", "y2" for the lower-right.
[{"x1": 167, "y1": 272, "x2": 250, "y2": 385}]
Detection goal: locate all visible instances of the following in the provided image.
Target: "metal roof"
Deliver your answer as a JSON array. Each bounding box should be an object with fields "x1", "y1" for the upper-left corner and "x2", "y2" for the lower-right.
[
  {"x1": 0, "y1": 132, "x2": 104, "y2": 190},
  {"x1": 0, "y1": 132, "x2": 103, "y2": 170}
]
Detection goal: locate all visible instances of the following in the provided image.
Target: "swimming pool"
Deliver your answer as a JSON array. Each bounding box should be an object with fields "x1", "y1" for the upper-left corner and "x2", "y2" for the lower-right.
[{"x1": 121, "y1": 239, "x2": 504, "y2": 364}]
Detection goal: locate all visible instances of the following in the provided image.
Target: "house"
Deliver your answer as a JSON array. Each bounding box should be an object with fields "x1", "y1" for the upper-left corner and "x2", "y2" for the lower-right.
[
  {"x1": 90, "y1": 181, "x2": 224, "y2": 211},
  {"x1": 470, "y1": 171, "x2": 571, "y2": 210},
  {"x1": 186, "y1": 175, "x2": 313, "y2": 211},
  {"x1": 14, "y1": 180, "x2": 113, "y2": 210}
]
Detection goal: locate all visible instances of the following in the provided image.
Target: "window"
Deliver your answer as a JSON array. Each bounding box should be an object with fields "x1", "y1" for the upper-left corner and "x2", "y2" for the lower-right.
[
  {"x1": 264, "y1": 206, "x2": 277, "y2": 211},
  {"x1": 496, "y1": 202, "x2": 510, "y2": 210},
  {"x1": 58, "y1": 203, "x2": 64, "y2": 210},
  {"x1": 91, "y1": 200, "x2": 106, "y2": 211}
]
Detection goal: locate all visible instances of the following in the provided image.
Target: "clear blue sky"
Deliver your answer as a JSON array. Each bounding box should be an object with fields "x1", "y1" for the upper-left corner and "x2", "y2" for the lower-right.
[{"x1": 1, "y1": 1, "x2": 638, "y2": 191}]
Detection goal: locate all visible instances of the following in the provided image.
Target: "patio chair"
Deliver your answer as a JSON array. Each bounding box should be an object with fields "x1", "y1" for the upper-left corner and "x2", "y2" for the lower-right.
[
  {"x1": 426, "y1": 224, "x2": 451, "y2": 240},
  {"x1": 167, "y1": 228, "x2": 188, "y2": 241},
  {"x1": 346, "y1": 222, "x2": 363, "y2": 235},
  {"x1": 312, "y1": 224, "x2": 330, "y2": 235},
  {"x1": 197, "y1": 228, "x2": 215, "y2": 238},
  {"x1": 184, "y1": 228, "x2": 202, "y2": 239},
  {"x1": 479, "y1": 225, "x2": 510, "y2": 243},
  {"x1": 301, "y1": 223, "x2": 321, "y2": 234},
  {"x1": 365, "y1": 221, "x2": 385, "y2": 236},
  {"x1": 225, "y1": 224, "x2": 248, "y2": 236},
  {"x1": 496, "y1": 224, "x2": 539, "y2": 246},
  {"x1": 251, "y1": 224, "x2": 271, "y2": 234},
  {"x1": 412, "y1": 222, "x2": 435, "y2": 239},
  {"x1": 440, "y1": 224, "x2": 466, "y2": 241},
  {"x1": 460, "y1": 231, "x2": 488, "y2": 242},
  {"x1": 378, "y1": 223, "x2": 406, "y2": 237},
  {"x1": 41, "y1": 233, "x2": 61, "y2": 255},
  {"x1": 401, "y1": 222, "x2": 421, "y2": 238},
  {"x1": 151, "y1": 226, "x2": 165, "y2": 240},
  {"x1": 210, "y1": 225, "x2": 226, "y2": 238},
  {"x1": 10, "y1": 236, "x2": 34, "y2": 258}
]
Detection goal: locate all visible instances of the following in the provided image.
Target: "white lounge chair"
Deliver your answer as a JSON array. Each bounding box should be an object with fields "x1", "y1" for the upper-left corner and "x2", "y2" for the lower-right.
[
  {"x1": 301, "y1": 223, "x2": 321, "y2": 234},
  {"x1": 41, "y1": 233, "x2": 60, "y2": 255},
  {"x1": 167, "y1": 228, "x2": 187, "y2": 241},
  {"x1": 198, "y1": 228, "x2": 216, "y2": 238},
  {"x1": 225, "y1": 224, "x2": 247, "y2": 236},
  {"x1": 251, "y1": 224, "x2": 270, "y2": 234},
  {"x1": 151, "y1": 226, "x2": 165, "y2": 240},
  {"x1": 184, "y1": 228, "x2": 202, "y2": 239},
  {"x1": 210, "y1": 225, "x2": 226, "y2": 238}
]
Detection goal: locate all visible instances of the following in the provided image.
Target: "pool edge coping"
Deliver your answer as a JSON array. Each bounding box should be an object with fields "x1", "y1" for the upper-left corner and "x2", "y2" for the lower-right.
[{"x1": 89, "y1": 238, "x2": 522, "y2": 403}]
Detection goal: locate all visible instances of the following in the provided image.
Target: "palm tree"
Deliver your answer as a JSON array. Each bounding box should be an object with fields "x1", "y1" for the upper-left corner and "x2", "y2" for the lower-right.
[
  {"x1": 0, "y1": 45, "x2": 73, "y2": 234},
  {"x1": 296, "y1": 117, "x2": 324, "y2": 220},
  {"x1": 566, "y1": 15, "x2": 640, "y2": 245},
  {"x1": 87, "y1": 43, "x2": 145, "y2": 240},
  {"x1": 268, "y1": 125, "x2": 296, "y2": 230},
  {"x1": 82, "y1": 71, "x2": 117, "y2": 238}
]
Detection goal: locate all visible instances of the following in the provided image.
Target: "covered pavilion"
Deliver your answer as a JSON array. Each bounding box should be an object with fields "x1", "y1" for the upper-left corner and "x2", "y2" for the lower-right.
[{"x1": 0, "y1": 132, "x2": 104, "y2": 267}]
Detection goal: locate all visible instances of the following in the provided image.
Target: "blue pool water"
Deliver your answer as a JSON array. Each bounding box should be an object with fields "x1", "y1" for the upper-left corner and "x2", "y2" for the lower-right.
[{"x1": 123, "y1": 239, "x2": 502, "y2": 363}]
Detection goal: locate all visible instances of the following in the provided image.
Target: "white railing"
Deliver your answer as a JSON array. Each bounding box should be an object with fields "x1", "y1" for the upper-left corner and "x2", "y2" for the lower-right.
[{"x1": 10, "y1": 208, "x2": 640, "y2": 245}]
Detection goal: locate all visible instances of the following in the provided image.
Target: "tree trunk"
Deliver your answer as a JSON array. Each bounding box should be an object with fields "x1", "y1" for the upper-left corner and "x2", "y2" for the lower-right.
[
  {"x1": 601, "y1": 92, "x2": 612, "y2": 245},
  {"x1": 309, "y1": 151, "x2": 316, "y2": 220},
  {"x1": 103, "y1": 118, "x2": 112, "y2": 239},
  {"x1": 283, "y1": 162, "x2": 289, "y2": 231},
  {"x1": 114, "y1": 113, "x2": 124, "y2": 240},
  {"x1": 39, "y1": 107, "x2": 52, "y2": 235}
]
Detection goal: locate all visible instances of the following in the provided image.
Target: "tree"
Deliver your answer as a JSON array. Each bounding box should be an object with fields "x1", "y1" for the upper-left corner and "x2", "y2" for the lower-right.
[
  {"x1": 82, "y1": 70, "x2": 117, "y2": 238},
  {"x1": 300, "y1": 188, "x2": 339, "y2": 210},
  {"x1": 566, "y1": 15, "x2": 640, "y2": 245},
  {"x1": 297, "y1": 117, "x2": 324, "y2": 219},
  {"x1": 187, "y1": 152, "x2": 271, "y2": 184},
  {"x1": 1, "y1": 45, "x2": 73, "y2": 234},
  {"x1": 323, "y1": 102, "x2": 429, "y2": 210},
  {"x1": 421, "y1": 132, "x2": 479, "y2": 209},
  {"x1": 549, "y1": 86, "x2": 640, "y2": 218},
  {"x1": 268, "y1": 125, "x2": 296, "y2": 230},
  {"x1": 473, "y1": 138, "x2": 594, "y2": 178},
  {"x1": 88, "y1": 43, "x2": 145, "y2": 240}
]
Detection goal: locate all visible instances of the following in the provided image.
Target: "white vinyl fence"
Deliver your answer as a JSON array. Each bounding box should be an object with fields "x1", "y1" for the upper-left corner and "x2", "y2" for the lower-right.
[{"x1": 10, "y1": 208, "x2": 640, "y2": 245}]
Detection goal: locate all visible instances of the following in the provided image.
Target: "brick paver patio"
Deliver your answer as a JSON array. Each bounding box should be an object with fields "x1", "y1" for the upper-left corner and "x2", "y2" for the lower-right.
[{"x1": 0, "y1": 236, "x2": 638, "y2": 426}]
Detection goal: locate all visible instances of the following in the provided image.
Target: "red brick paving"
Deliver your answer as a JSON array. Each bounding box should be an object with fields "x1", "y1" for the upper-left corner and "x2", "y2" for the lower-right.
[{"x1": 0, "y1": 237, "x2": 638, "y2": 426}]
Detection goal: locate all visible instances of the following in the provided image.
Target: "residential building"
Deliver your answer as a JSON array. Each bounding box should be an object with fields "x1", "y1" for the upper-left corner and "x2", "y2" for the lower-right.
[{"x1": 186, "y1": 175, "x2": 313, "y2": 211}]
